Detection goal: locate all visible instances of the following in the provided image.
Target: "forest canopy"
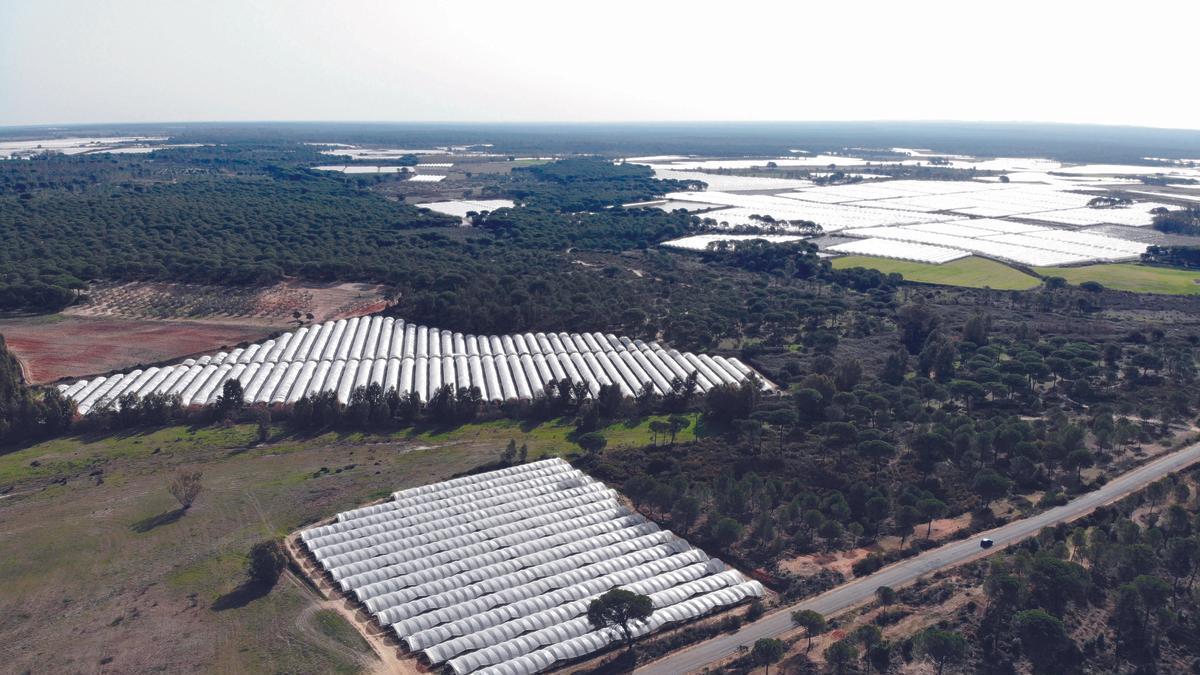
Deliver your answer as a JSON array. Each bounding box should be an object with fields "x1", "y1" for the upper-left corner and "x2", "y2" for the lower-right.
[{"x1": 0, "y1": 155, "x2": 695, "y2": 314}]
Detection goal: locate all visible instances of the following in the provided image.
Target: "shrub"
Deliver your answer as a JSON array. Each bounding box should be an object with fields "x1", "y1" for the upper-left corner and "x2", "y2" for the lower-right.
[
  {"x1": 852, "y1": 554, "x2": 885, "y2": 577},
  {"x1": 169, "y1": 471, "x2": 203, "y2": 510}
]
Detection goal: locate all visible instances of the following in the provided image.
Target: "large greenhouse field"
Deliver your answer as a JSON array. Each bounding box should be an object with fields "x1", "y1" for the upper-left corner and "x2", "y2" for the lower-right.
[
  {"x1": 297, "y1": 458, "x2": 762, "y2": 675},
  {"x1": 830, "y1": 255, "x2": 1042, "y2": 290}
]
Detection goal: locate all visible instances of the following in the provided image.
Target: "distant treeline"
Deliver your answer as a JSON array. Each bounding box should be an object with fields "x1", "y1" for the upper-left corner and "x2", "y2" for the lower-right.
[
  {"x1": 506, "y1": 159, "x2": 699, "y2": 211},
  {"x1": 9, "y1": 121, "x2": 1200, "y2": 162},
  {"x1": 1143, "y1": 245, "x2": 1200, "y2": 269},
  {"x1": 1152, "y1": 207, "x2": 1200, "y2": 237}
]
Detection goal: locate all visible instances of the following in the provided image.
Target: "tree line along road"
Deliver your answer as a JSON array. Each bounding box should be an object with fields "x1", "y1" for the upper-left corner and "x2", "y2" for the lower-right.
[{"x1": 636, "y1": 440, "x2": 1200, "y2": 675}]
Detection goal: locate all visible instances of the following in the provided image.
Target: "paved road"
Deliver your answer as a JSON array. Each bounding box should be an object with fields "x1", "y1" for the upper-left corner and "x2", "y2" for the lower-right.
[{"x1": 637, "y1": 441, "x2": 1200, "y2": 675}]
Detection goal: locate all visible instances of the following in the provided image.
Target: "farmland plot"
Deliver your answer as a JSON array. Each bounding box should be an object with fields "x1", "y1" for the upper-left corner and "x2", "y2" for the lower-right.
[
  {"x1": 649, "y1": 168, "x2": 812, "y2": 191},
  {"x1": 0, "y1": 281, "x2": 389, "y2": 383},
  {"x1": 674, "y1": 191, "x2": 950, "y2": 231},
  {"x1": 298, "y1": 458, "x2": 763, "y2": 675},
  {"x1": 60, "y1": 316, "x2": 772, "y2": 415},
  {"x1": 64, "y1": 280, "x2": 389, "y2": 326},
  {"x1": 0, "y1": 317, "x2": 273, "y2": 384},
  {"x1": 840, "y1": 222, "x2": 1147, "y2": 266},
  {"x1": 312, "y1": 165, "x2": 412, "y2": 174},
  {"x1": 650, "y1": 155, "x2": 871, "y2": 170}
]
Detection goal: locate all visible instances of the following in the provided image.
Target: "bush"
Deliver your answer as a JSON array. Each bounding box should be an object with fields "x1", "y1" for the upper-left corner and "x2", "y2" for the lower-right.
[
  {"x1": 852, "y1": 554, "x2": 885, "y2": 577},
  {"x1": 745, "y1": 598, "x2": 766, "y2": 621},
  {"x1": 169, "y1": 471, "x2": 203, "y2": 510}
]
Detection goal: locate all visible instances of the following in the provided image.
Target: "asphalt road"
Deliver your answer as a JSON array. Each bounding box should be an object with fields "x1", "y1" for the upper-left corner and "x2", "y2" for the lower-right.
[{"x1": 637, "y1": 441, "x2": 1200, "y2": 675}]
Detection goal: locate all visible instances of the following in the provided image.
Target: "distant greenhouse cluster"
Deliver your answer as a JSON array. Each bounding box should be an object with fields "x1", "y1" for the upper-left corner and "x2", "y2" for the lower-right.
[
  {"x1": 300, "y1": 458, "x2": 764, "y2": 675},
  {"x1": 58, "y1": 316, "x2": 769, "y2": 415}
]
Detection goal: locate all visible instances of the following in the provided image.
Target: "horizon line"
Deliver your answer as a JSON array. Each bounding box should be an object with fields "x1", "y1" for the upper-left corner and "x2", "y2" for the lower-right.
[{"x1": 3, "y1": 119, "x2": 1200, "y2": 134}]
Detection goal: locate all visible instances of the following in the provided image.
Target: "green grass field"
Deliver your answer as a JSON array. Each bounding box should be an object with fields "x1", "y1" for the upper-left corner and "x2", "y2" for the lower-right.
[
  {"x1": 1034, "y1": 263, "x2": 1200, "y2": 295},
  {"x1": 831, "y1": 255, "x2": 1042, "y2": 290},
  {"x1": 407, "y1": 413, "x2": 702, "y2": 456},
  {"x1": 0, "y1": 414, "x2": 702, "y2": 486}
]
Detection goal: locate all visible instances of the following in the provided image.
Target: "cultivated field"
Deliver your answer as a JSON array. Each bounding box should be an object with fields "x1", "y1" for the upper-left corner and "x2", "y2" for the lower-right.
[
  {"x1": 830, "y1": 255, "x2": 1042, "y2": 290},
  {"x1": 1034, "y1": 263, "x2": 1200, "y2": 295},
  {"x1": 0, "y1": 316, "x2": 274, "y2": 384},
  {"x1": 65, "y1": 280, "x2": 389, "y2": 327}
]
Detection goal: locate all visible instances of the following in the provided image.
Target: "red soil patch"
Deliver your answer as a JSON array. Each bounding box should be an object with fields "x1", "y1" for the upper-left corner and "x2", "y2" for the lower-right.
[{"x1": 0, "y1": 316, "x2": 274, "y2": 384}]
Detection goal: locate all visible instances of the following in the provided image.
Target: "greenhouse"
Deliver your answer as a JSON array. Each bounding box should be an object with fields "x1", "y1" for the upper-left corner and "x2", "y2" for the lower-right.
[
  {"x1": 299, "y1": 459, "x2": 763, "y2": 675},
  {"x1": 58, "y1": 316, "x2": 771, "y2": 415}
]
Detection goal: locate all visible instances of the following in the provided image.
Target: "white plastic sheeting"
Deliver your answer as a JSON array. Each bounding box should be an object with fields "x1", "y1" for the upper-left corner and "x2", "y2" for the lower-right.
[
  {"x1": 300, "y1": 459, "x2": 762, "y2": 674},
  {"x1": 64, "y1": 317, "x2": 771, "y2": 414}
]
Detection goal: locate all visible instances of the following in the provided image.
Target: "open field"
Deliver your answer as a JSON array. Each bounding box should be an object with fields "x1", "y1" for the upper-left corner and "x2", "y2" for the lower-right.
[
  {"x1": 0, "y1": 315, "x2": 275, "y2": 384},
  {"x1": 831, "y1": 255, "x2": 1042, "y2": 290},
  {"x1": 1034, "y1": 262, "x2": 1200, "y2": 295},
  {"x1": 0, "y1": 424, "x2": 496, "y2": 674},
  {"x1": 65, "y1": 280, "x2": 389, "y2": 326}
]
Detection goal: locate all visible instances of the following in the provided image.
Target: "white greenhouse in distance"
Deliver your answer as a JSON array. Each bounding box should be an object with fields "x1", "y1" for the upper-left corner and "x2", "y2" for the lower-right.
[
  {"x1": 298, "y1": 458, "x2": 764, "y2": 675},
  {"x1": 418, "y1": 199, "x2": 516, "y2": 219},
  {"x1": 59, "y1": 316, "x2": 772, "y2": 415},
  {"x1": 660, "y1": 234, "x2": 808, "y2": 251}
]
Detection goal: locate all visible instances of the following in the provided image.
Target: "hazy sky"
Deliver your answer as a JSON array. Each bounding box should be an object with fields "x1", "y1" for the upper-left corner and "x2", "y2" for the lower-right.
[{"x1": 3, "y1": 0, "x2": 1198, "y2": 128}]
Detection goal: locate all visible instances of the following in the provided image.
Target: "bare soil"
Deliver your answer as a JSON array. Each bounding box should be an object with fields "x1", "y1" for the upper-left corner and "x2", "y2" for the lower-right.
[
  {"x1": 779, "y1": 514, "x2": 972, "y2": 578},
  {"x1": 0, "y1": 315, "x2": 274, "y2": 384}
]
